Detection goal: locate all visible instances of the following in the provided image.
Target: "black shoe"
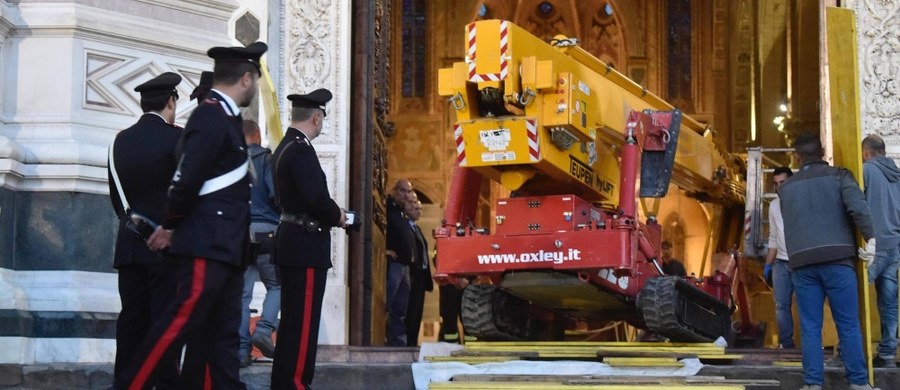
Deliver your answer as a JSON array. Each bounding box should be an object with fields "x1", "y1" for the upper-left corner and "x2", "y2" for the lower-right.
[
  {"x1": 873, "y1": 355, "x2": 897, "y2": 368},
  {"x1": 239, "y1": 353, "x2": 252, "y2": 368},
  {"x1": 252, "y1": 332, "x2": 276, "y2": 358}
]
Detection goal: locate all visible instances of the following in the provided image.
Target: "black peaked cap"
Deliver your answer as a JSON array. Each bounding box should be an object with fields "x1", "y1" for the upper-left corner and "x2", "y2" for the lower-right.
[
  {"x1": 134, "y1": 72, "x2": 182, "y2": 97},
  {"x1": 207, "y1": 41, "x2": 268, "y2": 70},
  {"x1": 287, "y1": 89, "x2": 333, "y2": 116}
]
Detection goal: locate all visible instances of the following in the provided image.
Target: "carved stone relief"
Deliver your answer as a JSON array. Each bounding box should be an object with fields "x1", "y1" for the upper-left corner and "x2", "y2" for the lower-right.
[
  {"x1": 287, "y1": 0, "x2": 340, "y2": 144},
  {"x1": 851, "y1": 0, "x2": 900, "y2": 147}
]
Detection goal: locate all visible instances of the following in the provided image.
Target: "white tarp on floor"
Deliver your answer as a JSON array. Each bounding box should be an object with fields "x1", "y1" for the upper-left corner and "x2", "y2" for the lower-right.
[{"x1": 412, "y1": 342, "x2": 705, "y2": 390}]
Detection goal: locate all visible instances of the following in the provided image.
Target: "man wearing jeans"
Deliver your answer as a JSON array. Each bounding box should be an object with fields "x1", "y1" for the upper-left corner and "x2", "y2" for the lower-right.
[
  {"x1": 239, "y1": 120, "x2": 281, "y2": 366},
  {"x1": 385, "y1": 179, "x2": 416, "y2": 346},
  {"x1": 764, "y1": 166, "x2": 795, "y2": 349},
  {"x1": 779, "y1": 133, "x2": 878, "y2": 390},
  {"x1": 862, "y1": 134, "x2": 900, "y2": 368}
]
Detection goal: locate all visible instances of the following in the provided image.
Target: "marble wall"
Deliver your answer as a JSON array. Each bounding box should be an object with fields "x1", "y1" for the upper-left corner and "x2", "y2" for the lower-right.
[{"x1": 0, "y1": 0, "x2": 237, "y2": 364}]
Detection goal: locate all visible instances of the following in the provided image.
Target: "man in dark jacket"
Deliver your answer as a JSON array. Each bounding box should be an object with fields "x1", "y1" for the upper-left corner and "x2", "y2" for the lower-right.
[
  {"x1": 239, "y1": 119, "x2": 282, "y2": 366},
  {"x1": 779, "y1": 132, "x2": 878, "y2": 390},
  {"x1": 404, "y1": 196, "x2": 433, "y2": 346},
  {"x1": 660, "y1": 240, "x2": 687, "y2": 277},
  {"x1": 385, "y1": 179, "x2": 416, "y2": 346},
  {"x1": 862, "y1": 134, "x2": 900, "y2": 368},
  {"x1": 270, "y1": 89, "x2": 348, "y2": 390},
  {"x1": 108, "y1": 72, "x2": 183, "y2": 389},
  {"x1": 116, "y1": 42, "x2": 268, "y2": 390}
]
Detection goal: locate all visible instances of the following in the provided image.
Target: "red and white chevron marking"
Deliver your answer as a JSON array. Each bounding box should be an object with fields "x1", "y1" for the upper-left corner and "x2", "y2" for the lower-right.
[
  {"x1": 454, "y1": 124, "x2": 467, "y2": 165},
  {"x1": 466, "y1": 21, "x2": 509, "y2": 82},
  {"x1": 526, "y1": 119, "x2": 539, "y2": 161}
]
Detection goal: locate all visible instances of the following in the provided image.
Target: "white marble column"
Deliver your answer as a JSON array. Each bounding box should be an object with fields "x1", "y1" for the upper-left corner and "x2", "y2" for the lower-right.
[
  {"x1": 851, "y1": 0, "x2": 900, "y2": 157},
  {"x1": 278, "y1": 0, "x2": 352, "y2": 345}
]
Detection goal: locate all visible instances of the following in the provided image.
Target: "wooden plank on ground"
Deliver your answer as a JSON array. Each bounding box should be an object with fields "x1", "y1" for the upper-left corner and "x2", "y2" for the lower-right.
[
  {"x1": 429, "y1": 382, "x2": 744, "y2": 390},
  {"x1": 464, "y1": 341, "x2": 719, "y2": 347},
  {"x1": 772, "y1": 361, "x2": 802, "y2": 367},
  {"x1": 697, "y1": 354, "x2": 744, "y2": 360},
  {"x1": 596, "y1": 350, "x2": 698, "y2": 359},
  {"x1": 602, "y1": 357, "x2": 683, "y2": 367},
  {"x1": 425, "y1": 356, "x2": 520, "y2": 364}
]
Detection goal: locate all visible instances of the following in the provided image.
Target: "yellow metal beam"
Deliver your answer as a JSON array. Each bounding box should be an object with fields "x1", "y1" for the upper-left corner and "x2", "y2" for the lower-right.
[{"x1": 824, "y1": 7, "x2": 873, "y2": 384}]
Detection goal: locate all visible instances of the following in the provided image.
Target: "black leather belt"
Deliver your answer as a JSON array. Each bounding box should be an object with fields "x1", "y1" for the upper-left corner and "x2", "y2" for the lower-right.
[{"x1": 280, "y1": 212, "x2": 323, "y2": 232}]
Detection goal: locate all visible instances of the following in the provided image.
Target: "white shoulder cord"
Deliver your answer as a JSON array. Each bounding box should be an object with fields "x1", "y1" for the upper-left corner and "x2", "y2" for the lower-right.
[{"x1": 108, "y1": 139, "x2": 131, "y2": 213}]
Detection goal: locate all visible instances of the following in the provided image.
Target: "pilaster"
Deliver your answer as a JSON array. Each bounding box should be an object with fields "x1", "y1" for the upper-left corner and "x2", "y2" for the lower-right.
[{"x1": 281, "y1": 0, "x2": 352, "y2": 345}]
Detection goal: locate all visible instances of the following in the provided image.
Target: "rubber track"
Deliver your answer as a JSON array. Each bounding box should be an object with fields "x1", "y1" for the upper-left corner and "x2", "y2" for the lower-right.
[
  {"x1": 638, "y1": 276, "x2": 729, "y2": 342},
  {"x1": 460, "y1": 285, "x2": 521, "y2": 341}
]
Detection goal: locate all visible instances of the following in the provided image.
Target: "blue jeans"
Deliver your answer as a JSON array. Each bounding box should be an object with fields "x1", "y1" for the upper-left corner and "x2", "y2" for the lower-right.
[
  {"x1": 773, "y1": 260, "x2": 795, "y2": 348},
  {"x1": 868, "y1": 246, "x2": 899, "y2": 359},
  {"x1": 793, "y1": 263, "x2": 869, "y2": 386},
  {"x1": 240, "y1": 222, "x2": 281, "y2": 355},
  {"x1": 386, "y1": 262, "x2": 410, "y2": 346}
]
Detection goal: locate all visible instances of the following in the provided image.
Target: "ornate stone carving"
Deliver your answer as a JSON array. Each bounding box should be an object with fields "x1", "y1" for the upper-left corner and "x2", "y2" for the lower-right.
[
  {"x1": 853, "y1": 0, "x2": 900, "y2": 136},
  {"x1": 373, "y1": 0, "x2": 390, "y2": 218},
  {"x1": 288, "y1": 5, "x2": 330, "y2": 90},
  {"x1": 287, "y1": 0, "x2": 336, "y2": 139}
]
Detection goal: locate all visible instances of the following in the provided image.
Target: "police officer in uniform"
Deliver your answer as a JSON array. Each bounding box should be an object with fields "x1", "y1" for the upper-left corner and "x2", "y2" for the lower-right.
[
  {"x1": 190, "y1": 71, "x2": 213, "y2": 102},
  {"x1": 108, "y1": 72, "x2": 183, "y2": 389},
  {"x1": 271, "y1": 89, "x2": 348, "y2": 390},
  {"x1": 115, "y1": 42, "x2": 267, "y2": 390}
]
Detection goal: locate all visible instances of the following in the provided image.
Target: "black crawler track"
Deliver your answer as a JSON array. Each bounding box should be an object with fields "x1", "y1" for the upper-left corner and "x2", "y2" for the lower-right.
[{"x1": 637, "y1": 276, "x2": 733, "y2": 342}]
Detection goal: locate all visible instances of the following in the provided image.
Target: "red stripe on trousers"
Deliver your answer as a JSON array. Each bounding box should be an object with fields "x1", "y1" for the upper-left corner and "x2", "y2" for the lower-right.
[
  {"x1": 204, "y1": 363, "x2": 212, "y2": 390},
  {"x1": 293, "y1": 268, "x2": 316, "y2": 389},
  {"x1": 129, "y1": 259, "x2": 207, "y2": 390}
]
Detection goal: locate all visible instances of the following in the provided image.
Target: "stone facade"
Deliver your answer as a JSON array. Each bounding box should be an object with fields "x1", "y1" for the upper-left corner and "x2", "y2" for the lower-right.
[
  {"x1": 0, "y1": 0, "x2": 353, "y2": 363},
  {"x1": 850, "y1": 0, "x2": 900, "y2": 158},
  {"x1": 277, "y1": 0, "x2": 352, "y2": 345},
  {"x1": 0, "y1": 0, "x2": 230, "y2": 364}
]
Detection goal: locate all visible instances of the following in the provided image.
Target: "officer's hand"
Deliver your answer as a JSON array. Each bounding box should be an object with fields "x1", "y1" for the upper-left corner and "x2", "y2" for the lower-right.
[
  {"x1": 763, "y1": 263, "x2": 773, "y2": 283},
  {"x1": 146, "y1": 226, "x2": 172, "y2": 251},
  {"x1": 339, "y1": 208, "x2": 348, "y2": 228},
  {"x1": 385, "y1": 250, "x2": 397, "y2": 260},
  {"x1": 858, "y1": 238, "x2": 877, "y2": 266}
]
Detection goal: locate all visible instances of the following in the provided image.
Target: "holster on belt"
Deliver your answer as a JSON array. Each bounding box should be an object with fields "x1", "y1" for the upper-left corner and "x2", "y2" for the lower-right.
[
  {"x1": 280, "y1": 212, "x2": 323, "y2": 233},
  {"x1": 251, "y1": 231, "x2": 275, "y2": 255}
]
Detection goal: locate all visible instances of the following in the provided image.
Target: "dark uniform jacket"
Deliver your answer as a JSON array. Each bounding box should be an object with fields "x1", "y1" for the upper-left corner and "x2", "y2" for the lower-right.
[
  {"x1": 108, "y1": 113, "x2": 181, "y2": 268},
  {"x1": 386, "y1": 196, "x2": 415, "y2": 265},
  {"x1": 272, "y1": 127, "x2": 342, "y2": 269},
  {"x1": 163, "y1": 90, "x2": 251, "y2": 266}
]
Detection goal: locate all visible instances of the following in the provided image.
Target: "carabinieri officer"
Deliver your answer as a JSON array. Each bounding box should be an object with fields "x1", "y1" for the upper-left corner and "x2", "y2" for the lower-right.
[
  {"x1": 271, "y1": 89, "x2": 349, "y2": 390},
  {"x1": 115, "y1": 41, "x2": 267, "y2": 390},
  {"x1": 108, "y1": 71, "x2": 183, "y2": 389}
]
